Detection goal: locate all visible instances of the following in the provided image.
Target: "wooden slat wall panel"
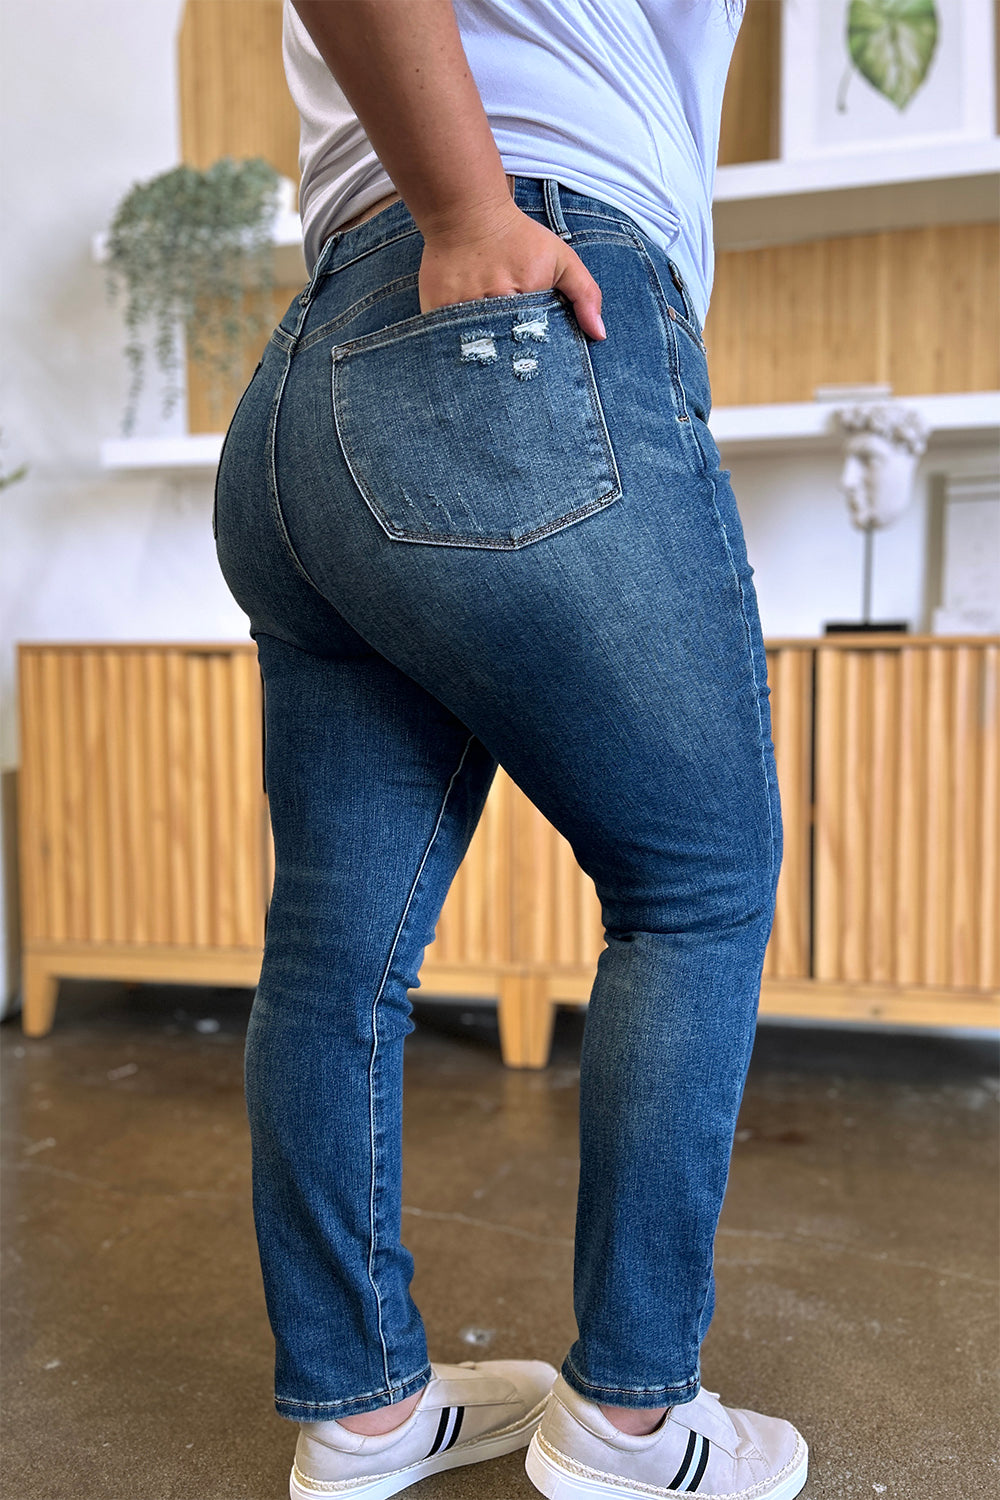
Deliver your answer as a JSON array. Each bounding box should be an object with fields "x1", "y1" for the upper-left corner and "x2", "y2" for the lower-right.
[
  {"x1": 813, "y1": 641, "x2": 999, "y2": 990},
  {"x1": 80, "y1": 653, "x2": 109, "y2": 942},
  {"x1": 507, "y1": 793, "x2": 601, "y2": 971},
  {"x1": 887, "y1": 224, "x2": 1000, "y2": 399},
  {"x1": 165, "y1": 650, "x2": 193, "y2": 944},
  {"x1": 178, "y1": 0, "x2": 300, "y2": 178},
  {"x1": 60, "y1": 653, "x2": 87, "y2": 939},
  {"x1": 432, "y1": 768, "x2": 514, "y2": 968},
  {"x1": 178, "y1": 0, "x2": 302, "y2": 432},
  {"x1": 922, "y1": 648, "x2": 952, "y2": 984},
  {"x1": 763, "y1": 646, "x2": 813, "y2": 979},
  {"x1": 893, "y1": 646, "x2": 922, "y2": 983},
  {"x1": 146, "y1": 652, "x2": 171, "y2": 945},
  {"x1": 231, "y1": 652, "x2": 266, "y2": 948},
  {"x1": 41, "y1": 653, "x2": 68, "y2": 942},
  {"x1": 18, "y1": 645, "x2": 265, "y2": 952},
  {"x1": 706, "y1": 224, "x2": 1000, "y2": 407},
  {"x1": 868, "y1": 649, "x2": 897, "y2": 983},
  {"x1": 123, "y1": 652, "x2": 151, "y2": 945},
  {"x1": 979, "y1": 646, "x2": 1000, "y2": 987},
  {"x1": 718, "y1": 0, "x2": 779, "y2": 167},
  {"x1": 19, "y1": 657, "x2": 41, "y2": 941}
]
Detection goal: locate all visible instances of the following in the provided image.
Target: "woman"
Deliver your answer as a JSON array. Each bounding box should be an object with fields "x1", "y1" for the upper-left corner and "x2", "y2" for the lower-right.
[{"x1": 213, "y1": 3, "x2": 809, "y2": 1497}]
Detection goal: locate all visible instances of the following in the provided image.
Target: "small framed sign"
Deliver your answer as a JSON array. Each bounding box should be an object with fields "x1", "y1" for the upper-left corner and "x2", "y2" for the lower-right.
[{"x1": 780, "y1": 0, "x2": 997, "y2": 160}]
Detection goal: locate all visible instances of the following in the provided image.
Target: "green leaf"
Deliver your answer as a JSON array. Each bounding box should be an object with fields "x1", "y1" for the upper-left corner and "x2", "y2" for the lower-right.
[{"x1": 847, "y1": 0, "x2": 939, "y2": 110}]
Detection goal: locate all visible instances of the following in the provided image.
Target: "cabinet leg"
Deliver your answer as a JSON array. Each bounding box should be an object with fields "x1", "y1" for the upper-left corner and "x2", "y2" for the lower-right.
[
  {"x1": 21, "y1": 956, "x2": 59, "y2": 1037},
  {"x1": 498, "y1": 974, "x2": 556, "y2": 1069}
]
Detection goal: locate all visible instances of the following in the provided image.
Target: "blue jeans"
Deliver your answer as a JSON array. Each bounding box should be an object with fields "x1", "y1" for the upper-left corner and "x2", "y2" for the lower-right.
[{"x1": 214, "y1": 177, "x2": 781, "y2": 1421}]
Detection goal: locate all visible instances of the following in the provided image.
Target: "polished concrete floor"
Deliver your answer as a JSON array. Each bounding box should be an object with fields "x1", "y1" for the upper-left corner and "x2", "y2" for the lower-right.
[{"x1": 2, "y1": 981, "x2": 997, "y2": 1500}]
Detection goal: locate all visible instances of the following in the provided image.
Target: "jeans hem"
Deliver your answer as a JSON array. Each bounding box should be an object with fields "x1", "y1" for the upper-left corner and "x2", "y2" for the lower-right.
[
  {"x1": 274, "y1": 1363, "x2": 432, "y2": 1423},
  {"x1": 560, "y1": 1356, "x2": 701, "y2": 1410}
]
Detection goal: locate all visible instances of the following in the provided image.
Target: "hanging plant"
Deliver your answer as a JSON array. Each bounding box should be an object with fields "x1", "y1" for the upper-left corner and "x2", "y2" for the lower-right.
[{"x1": 105, "y1": 157, "x2": 281, "y2": 434}]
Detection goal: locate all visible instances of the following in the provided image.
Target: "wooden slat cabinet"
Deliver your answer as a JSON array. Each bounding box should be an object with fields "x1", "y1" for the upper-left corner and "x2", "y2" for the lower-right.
[
  {"x1": 422, "y1": 636, "x2": 1000, "y2": 1063},
  {"x1": 17, "y1": 638, "x2": 999, "y2": 1061},
  {"x1": 17, "y1": 644, "x2": 269, "y2": 1036}
]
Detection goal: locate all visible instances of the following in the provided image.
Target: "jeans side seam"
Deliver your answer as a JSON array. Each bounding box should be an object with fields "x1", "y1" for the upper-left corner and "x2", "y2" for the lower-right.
[
  {"x1": 629, "y1": 230, "x2": 706, "y2": 359},
  {"x1": 706, "y1": 472, "x2": 778, "y2": 884},
  {"x1": 365, "y1": 731, "x2": 478, "y2": 1388},
  {"x1": 623, "y1": 229, "x2": 696, "y2": 431}
]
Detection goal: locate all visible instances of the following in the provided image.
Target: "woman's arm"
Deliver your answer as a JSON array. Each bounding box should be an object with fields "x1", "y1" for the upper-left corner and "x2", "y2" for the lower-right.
[{"x1": 290, "y1": 0, "x2": 606, "y2": 338}]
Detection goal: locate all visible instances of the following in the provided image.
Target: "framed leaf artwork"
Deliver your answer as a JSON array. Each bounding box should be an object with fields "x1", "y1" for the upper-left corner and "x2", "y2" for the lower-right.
[{"x1": 780, "y1": 0, "x2": 997, "y2": 160}]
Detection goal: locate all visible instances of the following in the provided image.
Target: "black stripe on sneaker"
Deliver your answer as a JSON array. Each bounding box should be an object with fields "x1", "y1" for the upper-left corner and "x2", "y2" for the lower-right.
[
  {"x1": 426, "y1": 1406, "x2": 451, "y2": 1458},
  {"x1": 444, "y1": 1406, "x2": 465, "y2": 1451},
  {"x1": 668, "y1": 1430, "x2": 697, "y2": 1489},
  {"x1": 686, "y1": 1435, "x2": 710, "y2": 1492}
]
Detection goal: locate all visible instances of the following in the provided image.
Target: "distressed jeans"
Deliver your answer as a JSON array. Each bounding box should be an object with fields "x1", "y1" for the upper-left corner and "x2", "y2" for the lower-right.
[{"x1": 214, "y1": 176, "x2": 782, "y2": 1421}]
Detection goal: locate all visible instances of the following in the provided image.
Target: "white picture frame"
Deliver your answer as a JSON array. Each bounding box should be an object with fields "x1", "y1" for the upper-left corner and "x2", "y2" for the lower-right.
[
  {"x1": 780, "y1": 0, "x2": 997, "y2": 161},
  {"x1": 925, "y1": 471, "x2": 1000, "y2": 635}
]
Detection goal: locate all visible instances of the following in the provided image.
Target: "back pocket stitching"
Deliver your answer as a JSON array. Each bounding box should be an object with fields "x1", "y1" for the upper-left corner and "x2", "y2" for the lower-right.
[{"x1": 330, "y1": 299, "x2": 622, "y2": 550}]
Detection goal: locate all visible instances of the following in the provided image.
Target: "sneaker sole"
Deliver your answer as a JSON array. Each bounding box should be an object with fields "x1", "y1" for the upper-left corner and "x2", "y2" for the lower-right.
[
  {"x1": 289, "y1": 1395, "x2": 549, "y2": 1499},
  {"x1": 525, "y1": 1428, "x2": 809, "y2": 1500}
]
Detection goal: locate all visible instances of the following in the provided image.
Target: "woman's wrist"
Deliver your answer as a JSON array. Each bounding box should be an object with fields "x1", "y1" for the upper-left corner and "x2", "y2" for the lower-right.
[
  {"x1": 417, "y1": 177, "x2": 521, "y2": 246},
  {"x1": 291, "y1": 1, "x2": 511, "y2": 246}
]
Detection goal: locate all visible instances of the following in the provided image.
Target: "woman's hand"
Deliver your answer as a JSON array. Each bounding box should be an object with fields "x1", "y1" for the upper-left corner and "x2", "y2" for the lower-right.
[{"x1": 419, "y1": 196, "x2": 607, "y2": 341}]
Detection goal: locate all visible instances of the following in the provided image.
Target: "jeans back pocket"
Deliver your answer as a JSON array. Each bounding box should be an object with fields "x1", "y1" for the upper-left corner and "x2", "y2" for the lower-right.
[{"x1": 331, "y1": 291, "x2": 621, "y2": 549}]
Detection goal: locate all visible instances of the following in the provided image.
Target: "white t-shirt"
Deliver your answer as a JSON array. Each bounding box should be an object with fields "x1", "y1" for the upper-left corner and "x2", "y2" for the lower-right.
[{"x1": 282, "y1": 0, "x2": 743, "y2": 328}]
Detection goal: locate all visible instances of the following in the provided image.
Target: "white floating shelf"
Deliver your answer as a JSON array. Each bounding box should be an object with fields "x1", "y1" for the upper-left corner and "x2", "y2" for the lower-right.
[
  {"x1": 713, "y1": 138, "x2": 1000, "y2": 249},
  {"x1": 100, "y1": 433, "x2": 224, "y2": 472},
  {"x1": 713, "y1": 391, "x2": 1000, "y2": 459},
  {"x1": 100, "y1": 392, "x2": 1000, "y2": 474}
]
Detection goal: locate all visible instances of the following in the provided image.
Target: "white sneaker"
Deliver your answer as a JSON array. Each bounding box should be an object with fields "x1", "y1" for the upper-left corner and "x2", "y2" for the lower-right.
[
  {"x1": 525, "y1": 1374, "x2": 808, "y2": 1499},
  {"x1": 289, "y1": 1358, "x2": 557, "y2": 1499}
]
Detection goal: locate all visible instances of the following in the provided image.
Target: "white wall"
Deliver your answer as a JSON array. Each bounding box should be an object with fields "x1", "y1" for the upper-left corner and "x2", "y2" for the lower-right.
[
  {"x1": 0, "y1": 0, "x2": 249, "y2": 1010},
  {"x1": 0, "y1": 2, "x2": 995, "y2": 1012},
  {"x1": 731, "y1": 444, "x2": 999, "y2": 638}
]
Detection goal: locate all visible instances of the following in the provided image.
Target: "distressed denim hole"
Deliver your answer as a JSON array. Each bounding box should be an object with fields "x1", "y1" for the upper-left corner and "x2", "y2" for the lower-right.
[
  {"x1": 459, "y1": 330, "x2": 497, "y2": 364},
  {"x1": 512, "y1": 311, "x2": 549, "y2": 343}
]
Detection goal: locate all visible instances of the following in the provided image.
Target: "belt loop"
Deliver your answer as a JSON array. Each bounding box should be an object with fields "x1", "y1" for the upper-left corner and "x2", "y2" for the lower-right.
[
  {"x1": 297, "y1": 231, "x2": 340, "y2": 311},
  {"x1": 285, "y1": 229, "x2": 341, "y2": 348},
  {"x1": 543, "y1": 178, "x2": 573, "y2": 241}
]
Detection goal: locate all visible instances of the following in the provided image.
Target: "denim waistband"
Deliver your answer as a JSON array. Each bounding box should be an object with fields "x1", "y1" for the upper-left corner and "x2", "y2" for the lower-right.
[
  {"x1": 301, "y1": 176, "x2": 642, "y2": 297},
  {"x1": 275, "y1": 175, "x2": 699, "y2": 351}
]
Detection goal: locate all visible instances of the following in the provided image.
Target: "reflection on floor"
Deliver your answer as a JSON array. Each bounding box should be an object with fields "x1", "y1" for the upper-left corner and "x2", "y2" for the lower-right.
[{"x1": 2, "y1": 982, "x2": 997, "y2": 1500}]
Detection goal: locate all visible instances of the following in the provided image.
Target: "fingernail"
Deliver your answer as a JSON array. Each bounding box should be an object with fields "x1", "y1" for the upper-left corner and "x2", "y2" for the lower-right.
[{"x1": 595, "y1": 316, "x2": 607, "y2": 340}]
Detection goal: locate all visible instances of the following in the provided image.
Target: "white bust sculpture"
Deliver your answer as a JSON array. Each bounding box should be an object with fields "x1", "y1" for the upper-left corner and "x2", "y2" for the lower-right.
[{"x1": 835, "y1": 403, "x2": 929, "y2": 530}]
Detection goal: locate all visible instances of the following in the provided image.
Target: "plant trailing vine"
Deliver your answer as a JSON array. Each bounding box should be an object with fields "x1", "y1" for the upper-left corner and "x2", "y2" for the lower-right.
[{"x1": 105, "y1": 157, "x2": 281, "y2": 434}]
